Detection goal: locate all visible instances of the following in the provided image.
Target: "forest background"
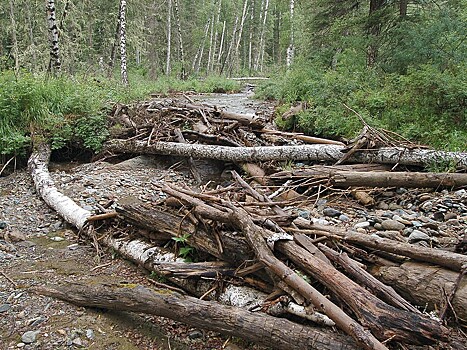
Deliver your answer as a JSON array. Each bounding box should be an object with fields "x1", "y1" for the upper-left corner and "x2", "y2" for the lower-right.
[{"x1": 0, "y1": 0, "x2": 466, "y2": 164}]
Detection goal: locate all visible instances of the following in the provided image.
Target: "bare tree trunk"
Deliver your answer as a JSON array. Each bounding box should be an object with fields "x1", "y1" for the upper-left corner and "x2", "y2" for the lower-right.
[
  {"x1": 166, "y1": 0, "x2": 172, "y2": 76},
  {"x1": 108, "y1": 2, "x2": 122, "y2": 78},
  {"x1": 104, "y1": 139, "x2": 467, "y2": 169},
  {"x1": 46, "y1": 0, "x2": 61, "y2": 74},
  {"x1": 211, "y1": 0, "x2": 222, "y2": 72},
  {"x1": 258, "y1": 0, "x2": 269, "y2": 71},
  {"x1": 231, "y1": 0, "x2": 249, "y2": 75},
  {"x1": 206, "y1": 4, "x2": 215, "y2": 74},
  {"x1": 248, "y1": 0, "x2": 255, "y2": 73},
  {"x1": 216, "y1": 20, "x2": 226, "y2": 68},
  {"x1": 173, "y1": 0, "x2": 185, "y2": 79},
  {"x1": 221, "y1": 15, "x2": 238, "y2": 75},
  {"x1": 286, "y1": 0, "x2": 295, "y2": 69},
  {"x1": 9, "y1": 0, "x2": 19, "y2": 74},
  {"x1": 119, "y1": 0, "x2": 129, "y2": 86},
  {"x1": 34, "y1": 283, "x2": 357, "y2": 350},
  {"x1": 192, "y1": 19, "x2": 210, "y2": 73}
]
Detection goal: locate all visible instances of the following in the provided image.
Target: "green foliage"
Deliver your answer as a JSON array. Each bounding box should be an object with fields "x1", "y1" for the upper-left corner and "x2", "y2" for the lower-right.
[{"x1": 172, "y1": 233, "x2": 196, "y2": 262}]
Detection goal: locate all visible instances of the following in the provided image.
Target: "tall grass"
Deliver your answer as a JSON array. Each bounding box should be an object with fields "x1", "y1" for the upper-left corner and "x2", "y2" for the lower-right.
[{"x1": 0, "y1": 71, "x2": 240, "y2": 158}]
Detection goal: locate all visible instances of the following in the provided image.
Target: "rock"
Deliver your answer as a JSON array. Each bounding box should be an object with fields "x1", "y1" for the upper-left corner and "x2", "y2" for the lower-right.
[
  {"x1": 396, "y1": 188, "x2": 407, "y2": 194},
  {"x1": 433, "y1": 211, "x2": 444, "y2": 221},
  {"x1": 72, "y1": 337, "x2": 84, "y2": 347},
  {"x1": 49, "y1": 236, "x2": 64, "y2": 242},
  {"x1": 85, "y1": 329, "x2": 94, "y2": 340},
  {"x1": 388, "y1": 203, "x2": 402, "y2": 210},
  {"x1": 311, "y1": 218, "x2": 329, "y2": 226},
  {"x1": 408, "y1": 230, "x2": 431, "y2": 243},
  {"x1": 419, "y1": 194, "x2": 432, "y2": 202},
  {"x1": 392, "y1": 215, "x2": 411, "y2": 225},
  {"x1": 374, "y1": 223, "x2": 383, "y2": 230},
  {"x1": 188, "y1": 330, "x2": 203, "y2": 340},
  {"x1": 323, "y1": 207, "x2": 341, "y2": 217},
  {"x1": 21, "y1": 330, "x2": 39, "y2": 344},
  {"x1": 444, "y1": 212, "x2": 457, "y2": 221},
  {"x1": 16, "y1": 343, "x2": 25, "y2": 348},
  {"x1": 381, "y1": 219, "x2": 405, "y2": 231},
  {"x1": 338, "y1": 214, "x2": 350, "y2": 222},
  {"x1": 446, "y1": 219, "x2": 460, "y2": 226},
  {"x1": 297, "y1": 209, "x2": 310, "y2": 219},
  {"x1": 454, "y1": 189, "x2": 466, "y2": 198},
  {"x1": 354, "y1": 221, "x2": 370, "y2": 229},
  {"x1": 0, "y1": 304, "x2": 11, "y2": 313},
  {"x1": 420, "y1": 201, "x2": 433, "y2": 212},
  {"x1": 5, "y1": 230, "x2": 26, "y2": 242},
  {"x1": 411, "y1": 221, "x2": 423, "y2": 227},
  {"x1": 0, "y1": 221, "x2": 7, "y2": 229},
  {"x1": 376, "y1": 202, "x2": 389, "y2": 210}
]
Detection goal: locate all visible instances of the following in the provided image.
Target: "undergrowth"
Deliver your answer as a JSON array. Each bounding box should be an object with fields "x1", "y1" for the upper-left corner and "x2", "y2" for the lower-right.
[
  {"x1": 0, "y1": 71, "x2": 240, "y2": 160},
  {"x1": 256, "y1": 63, "x2": 467, "y2": 151}
]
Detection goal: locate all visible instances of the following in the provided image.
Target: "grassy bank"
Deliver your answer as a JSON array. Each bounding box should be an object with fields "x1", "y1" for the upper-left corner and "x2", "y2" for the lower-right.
[
  {"x1": 256, "y1": 63, "x2": 466, "y2": 151},
  {"x1": 0, "y1": 72, "x2": 240, "y2": 161}
]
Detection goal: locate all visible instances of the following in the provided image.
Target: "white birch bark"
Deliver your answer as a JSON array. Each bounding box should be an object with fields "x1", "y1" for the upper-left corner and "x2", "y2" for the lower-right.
[
  {"x1": 9, "y1": 0, "x2": 19, "y2": 73},
  {"x1": 46, "y1": 0, "x2": 61, "y2": 74},
  {"x1": 173, "y1": 0, "x2": 185, "y2": 78},
  {"x1": 258, "y1": 0, "x2": 269, "y2": 71},
  {"x1": 207, "y1": 7, "x2": 215, "y2": 74},
  {"x1": 248, "y1": 0, "x2": 255, "y2": 72},
  {"x1": 192, "y1": 19, "x2": 210, "y2": 73},
  {"x1": 231, "y1": 0, "x2": 249, "y2": 74},
  {"x1": 221, "y1": 15, "x2": 238, "y2": 74},
  {"x1": 286, "y1": 0, "x2": 294, "y2": 69},
  {"x1": 211, "y1": 0, "x2": 222, "y2": 72},
  {"x1": 119, "y1": 0, "x2": 129, "y2": 86},
  {"x1": 105, "y1": 139, "x2": 467, "y2": 169},
  {"x1": 166, "y1": 0, "x2": 172, "y2": 76},
  {"x1": 28, "y1": 143, "x2": 90, "y2": 230},
  {"x1": 217, "y1": 20, "x2": 226, "y2": 66}
]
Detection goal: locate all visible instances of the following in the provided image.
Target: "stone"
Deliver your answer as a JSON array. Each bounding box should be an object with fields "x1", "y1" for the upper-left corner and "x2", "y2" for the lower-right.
[
  {"x1": 381, "y1": 219, "x2": 405, "y2": 231},
  {"x1": 420, "y1": 201, "x2": 433, "y2": 212},
  {"x1": 49, "y1": 236, "x2": 64, "y2": 242},
  {"x1": 454, "y1": 189, "x2": 466, "y2": 198},
  {"x1": 72, "y1": 337, "x2": 83, "y2": 347},
  {"x1": 311, "y1": 218, "x2": 329, "y2": 226},
  {"x1": 444, "y1": 212, "x2": 457, "y2": 221},
  {"x1": 376, "y1": 202, "x2": 389, "y2": 210},
  {"x1": 408, "y1": 230, "x2": 431, "y2": 243},
  {"x1": 392, "y1": 215, "x2": 411, "y2": 225},
  {"x1": 188, "y1": 330, "x2": 203, "y2": 340},
  {"x1": 374, "y1": 223, "x2": 383, "y2": 230},
  {"x1": 21, "y1": 330, "x2": 39, "y2": 344},
  {"x1": 433, "y1": 211, "x2": 444, "y2": 221},
  {"x1": 338, "y1": 214, "x2": 350, "y2": 222},
  {"x1": 354, "y1": 221, "x2": 370, "y2": 229},
  {"x1": 0, "y1": 221, "x2": 7, "y2": 229},
  {"x1": 388, "y1": 203, "x2": 402, "y2": 210},
  {"x1": 0, "y1": 304, "x2": 11, "y2": 313},
  {"x1": 16, "y1": 343, "x2": 25, "y2": 348},
  {"x1": 376, "y1": 230, "x2": 405, "y2": 242},
  {"x1": 323, "y1": 207, "x2": 341, "y2": 217},
  {"x1": 297, "y1": 209, "x2": 310, "y2": 219},
  {"x1": 85, "y1": 329, "x2": 94, "y2": 340},
  {"x1": 446, "y1": 219, "x2": 460, "y2": 226}
]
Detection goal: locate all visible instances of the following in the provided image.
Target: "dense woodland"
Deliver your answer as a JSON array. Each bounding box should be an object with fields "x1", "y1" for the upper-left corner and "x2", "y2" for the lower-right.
[{"x1": 0, "y1": 0, "x2": 466, "y2": 160}]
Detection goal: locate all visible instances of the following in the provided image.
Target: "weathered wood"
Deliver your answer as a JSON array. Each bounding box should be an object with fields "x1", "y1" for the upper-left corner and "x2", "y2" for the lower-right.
[
  {"x1": 104, "y1": 139, "x2": 467, "y2": 168},
  {"x1": 318, "y1": 244, "x2": 420, "y2": 313},
  {"x1": 371, "y1": 262, "x2": 467, "y2": 323},
  {"x1": 259, "y1": 129, "x2": 346, "y2": 146},
  {"x1": 161, "y1": 184, "x2": 389, "y2": 350},
  {"x1": 116, "y1": 197, "x2": 253, "y2": 265},
  {"x1": 28, "y1": 143, "x2": 90, "y2": 230},
  {"x1": 293, "y1": 217, "x2": 467, "y2": 271},
  {"x1": 276, "y1": 241, "x2": 448, "y2": 345},
  {"x1": 33, "y1": 283, "x2": 356, "y2": 350},
  {"x1": 272, "y1": 167, "x2": 467, "y2": 188}
]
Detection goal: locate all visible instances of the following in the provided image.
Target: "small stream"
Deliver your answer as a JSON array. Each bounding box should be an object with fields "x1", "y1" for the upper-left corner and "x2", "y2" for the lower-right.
[{"x1": 192, "y1": 90, "x2": 264, "y2": 115}]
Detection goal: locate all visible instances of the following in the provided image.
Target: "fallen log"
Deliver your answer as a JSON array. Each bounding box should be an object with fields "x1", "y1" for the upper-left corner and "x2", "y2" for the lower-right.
[
  {"x1": 161, "y1": 184, "x2": 389, "y2": 350},
  {"x1": 104, "y1": 139, "x2": 467, "y2": 169},
  {"x1": 28, "y1": 143, "x2": 91, "y2": 229},
  {"x1": 33, "y1": 283, "x2": 355, "y2": 350},
  {"x1": 271, "y1": 167, "x2": 467, "y2": 188},
  {"x1": 293, "y1": 218, "x2": 467, "y2": 272},
  {"x1": 370, "y1": 262, "x2": 467, "y2": 323}
]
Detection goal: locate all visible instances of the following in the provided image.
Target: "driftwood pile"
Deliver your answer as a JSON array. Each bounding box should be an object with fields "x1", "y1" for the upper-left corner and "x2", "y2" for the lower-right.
[{"x1": 30, "y1": 97, "x2": 467, "y2": 350}]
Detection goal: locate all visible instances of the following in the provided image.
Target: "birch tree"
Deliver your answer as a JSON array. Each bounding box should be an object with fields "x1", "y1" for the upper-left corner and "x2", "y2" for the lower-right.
[
  {"x1": 173, "y1": 0, "x2": 185, "y2": 78},
  {"x1": 166, "y1": 0, "x2": 172, "y2": 76},
  {"x1": 119, "y1": 0, "x2": 129, "y2": 86},
  {"x1": 46, "y1": 0, "x2": 61, "y2": 74},
  {"x1": 286, "y1": 0, "x2": 294, "y2": 69}
]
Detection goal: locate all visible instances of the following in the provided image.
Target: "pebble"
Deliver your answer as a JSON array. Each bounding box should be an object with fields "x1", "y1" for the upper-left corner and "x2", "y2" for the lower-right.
[
  {"x1": 0, "y1": 304, "x2": 11, "y2": 313},
  {"x1": 16, "y1": 343, "x2": 25, "y2": 348},
  {"x1": 446, "y1": 219, "x2": 460, "y2": 226},
  {"x1": 188, "y1": 330, "x2": 204, "y2": 340},
  {"x1": 377, "y1": 202, "x2": 389, "y2": 210},
  {"x1": 392, "y1": 215, "x2": 411, "y2": 225},
  {"x1": 0, "y1": 221, "x2": 7, "y2": 229},
  {"x1": 354, "y1": 222, "x2": 370, "y2": 229},
  {"x1": 323, "y1": 207, "x2": 341, "y2": 217},
  {"x1": 388, "y1": 203, "x2": 402, "y2": 210},
  {"x1": 298, "y1": 209, "x2": 310, "y2": 219},
  {"x1": 444, "y1": 213, "x2": 457, "y2": 221},
  {"x1": 49, "y1": 236, "x2": 64, "y2": 242},
  {"x1": 408, "y1": 230, "x2": 431, "y2": 243},
  {"x1": 21, "y1": 330, "x2": 39, "y2": 344},
  {"x1": 420, "y1": 201, "x2": 433, "y2": 211},
  {"x1": 72, "y1": 337, "x2": 84, "y2": 347},
  {"x1": 374, "y1": 223, "x2": 383, "y2": 230},
  {"x1": 381, "y1": 220, "x2": 405, "y2": 231},
  {"x1": 85, "y1": 329, "x2": 94, "y2": 340},
  {"x1": 376, "y1": 230, "x2": 405, "y2": 242},
  {"x1": 338, "y1": 214, "x2": 350, "y2": 222}
]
